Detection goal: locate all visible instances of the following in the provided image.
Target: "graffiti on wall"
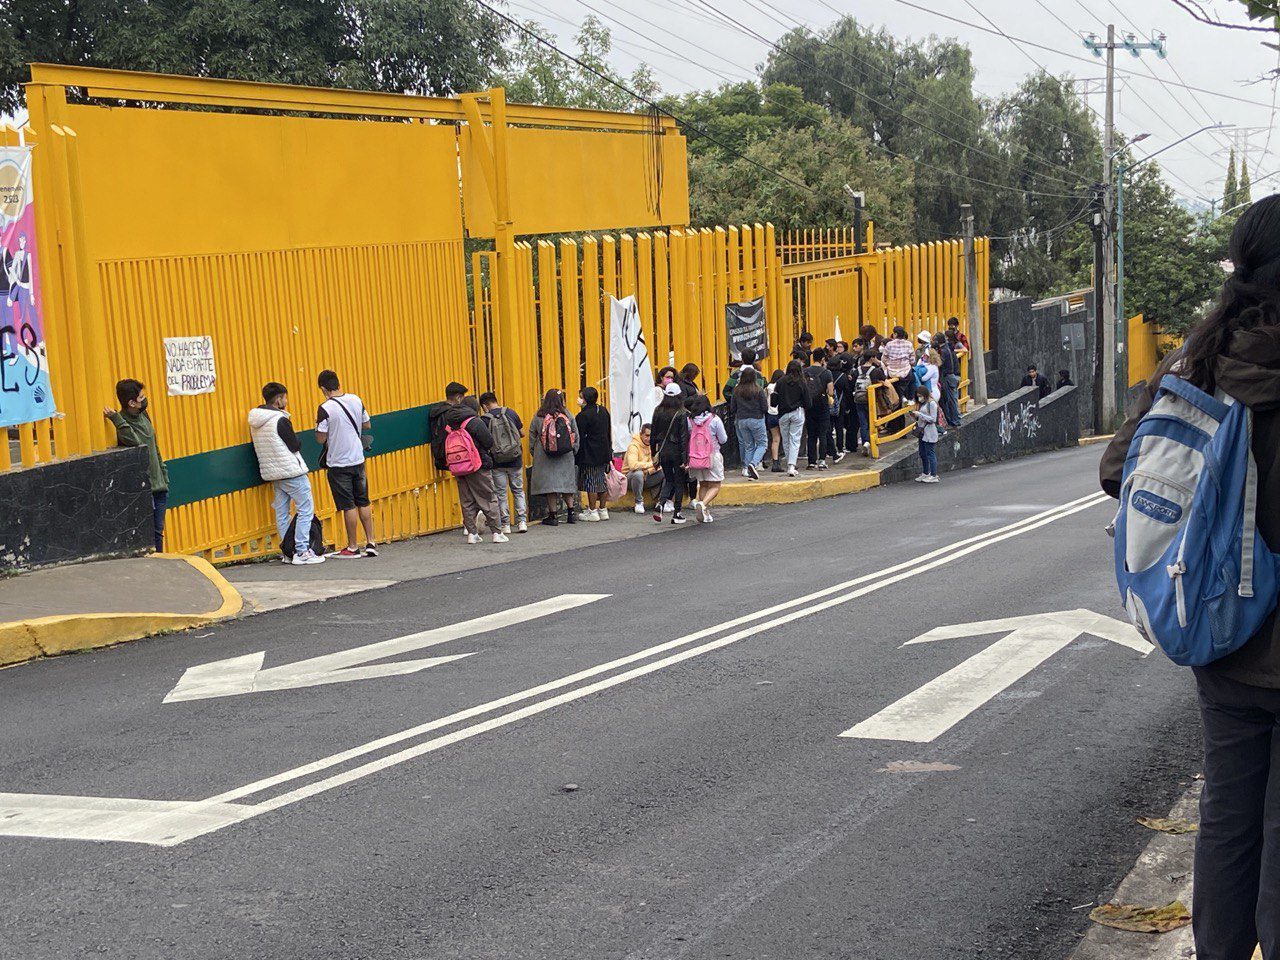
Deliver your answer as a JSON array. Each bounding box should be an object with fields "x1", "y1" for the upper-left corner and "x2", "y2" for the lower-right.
[{"x1": 999, "y1": 401, "x2": 1041, "y2": 445}]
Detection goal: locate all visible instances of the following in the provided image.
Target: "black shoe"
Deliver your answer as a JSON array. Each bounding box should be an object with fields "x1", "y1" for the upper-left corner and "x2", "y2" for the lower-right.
[
  {"x1": 746, "y1": 462, "x2": 760, "y2": 480},
  {"x1": 671, "y1": 513, "x2": 687, "y2": 525},
  {"x1": 541, "y1": 514, "x2": 559, "y2": 526},
  {"x1": 566, "y1": 511, "x2": 578, "y2": 524},
  {"x1": 770, "y1": 460, "x2": 783, "y2": 473}
]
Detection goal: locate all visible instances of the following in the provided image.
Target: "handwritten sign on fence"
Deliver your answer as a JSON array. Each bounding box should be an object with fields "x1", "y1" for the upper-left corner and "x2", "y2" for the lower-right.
[{"x1": 164, "y1": 336, "x2": 217, "y2": 395}]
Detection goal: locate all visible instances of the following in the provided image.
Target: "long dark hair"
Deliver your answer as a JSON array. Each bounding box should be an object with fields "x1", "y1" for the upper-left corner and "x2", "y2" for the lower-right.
[
  {"x1": 536, "y1": 388, "x2": 567, "y2": 418},
  {"x1": 784, "y1": 359, "x2": 804, "y2": 381},
  {"x1": 735, "y1": 367, "x2": 764, "y2": 406},
  {"x1": 1183, "y1": 195, "x2": 1280, "y2": 390}
]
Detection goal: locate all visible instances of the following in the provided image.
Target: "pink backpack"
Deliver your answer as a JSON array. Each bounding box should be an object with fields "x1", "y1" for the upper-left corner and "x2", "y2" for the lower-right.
[
  {"x1": 687, "y1": 417, "x2": 716, "y2": 470},
  {"x1": 444, "y1": 418, "x2": 483, "y2": 476}
]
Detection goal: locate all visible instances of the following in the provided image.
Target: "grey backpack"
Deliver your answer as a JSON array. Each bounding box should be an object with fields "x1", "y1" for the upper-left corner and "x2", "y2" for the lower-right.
[{"x1": 486, "y1": 408, "x2": 522, "y2": 463}]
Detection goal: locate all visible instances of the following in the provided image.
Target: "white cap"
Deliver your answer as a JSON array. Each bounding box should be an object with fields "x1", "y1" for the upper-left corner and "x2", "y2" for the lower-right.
[
  {"x1": 917, "y1": 330, "x2": 932, "y2": 343},
  {"x1": 663, "y1": 383, "x2": 683, "y2": 397}
]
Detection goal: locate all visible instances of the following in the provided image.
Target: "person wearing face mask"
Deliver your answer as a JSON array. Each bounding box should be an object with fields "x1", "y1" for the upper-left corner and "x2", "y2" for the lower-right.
[
  {"x1": 248, "y1": 382, "x2": 324, "y2": 564},
  {"x1": 104, "y1": 378, "x2": 170, "y2": 552},
  {"x1": 574, "y1": 386, "x2": 614, "y2": 521}
]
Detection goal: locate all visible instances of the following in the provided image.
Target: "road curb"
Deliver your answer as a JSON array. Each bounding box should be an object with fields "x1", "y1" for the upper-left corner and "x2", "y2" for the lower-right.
[
  {"x1": 0, "y1": 555, "x2": 242, "y2": 668},
  {"x1": 716, "y1": 468, "x2": 880, "y2": 506}
]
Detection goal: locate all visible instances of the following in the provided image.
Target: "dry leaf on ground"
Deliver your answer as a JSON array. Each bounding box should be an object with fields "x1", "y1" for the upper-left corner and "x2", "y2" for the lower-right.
[
  {"x1": 1089, "y1": 901, "x2": 1191, "y2": 933},
  {"x1": 1137, "y1": 816, "x2": 1199, "y2": 834}
]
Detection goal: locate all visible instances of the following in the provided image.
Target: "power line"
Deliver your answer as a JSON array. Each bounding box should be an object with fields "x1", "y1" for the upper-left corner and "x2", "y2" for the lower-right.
[
  {"x1": 470, "y1": 0, "x2": 819, "y2": 194},
  {"x1": 684, "y1": 0, "x2": 1089, "y2": 199},
  {"x1": 883, "y1": 0, "x2": 1280, "y2": 110},
  {"x1": 762, "y1": 0, "x2": 1095, "y2": 188},
  {"x1": 696, "y1": 0, "x2": 1086, "y2": 190}
]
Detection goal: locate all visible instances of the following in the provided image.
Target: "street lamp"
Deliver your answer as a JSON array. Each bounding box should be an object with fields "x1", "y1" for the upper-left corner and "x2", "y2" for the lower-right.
[{"x1": 1114, "y1": 123, "x2": 1228, "y2": 394}]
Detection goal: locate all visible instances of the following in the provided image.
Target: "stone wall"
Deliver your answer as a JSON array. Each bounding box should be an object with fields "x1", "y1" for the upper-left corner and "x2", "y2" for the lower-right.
[
  {"x1": 878, "y1": 384, "x2": 1080, "y2": 485},
  {"x1": 987, "y1": 294, "x2": 1095, "y2": 431},
  {"x1": 0, "y1": 446, "x2": 153, "y2": 571}
]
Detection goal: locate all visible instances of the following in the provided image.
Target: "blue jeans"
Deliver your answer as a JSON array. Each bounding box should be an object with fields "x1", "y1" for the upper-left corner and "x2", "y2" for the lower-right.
[
  {"x1": 856, "y1": 402, "x2": 872, "y2": 447},
  {"x1": 272, "y1": 474, "x2": 314, "y2": 554},
  {"x1": 735, "y1": 417, "x2": 767, "y2": 469},
  {"x1": 942, "y1": 373, "x2": 962, "y2": 427},
  {"x1": 918, "y1": 438, "x2": 938, "y2": 477},
  {"x1": 779, "y1": 409, "x2": 806, "y2": 468},
  {"x1": 152, "y1": 490, "x2": 168, "y2": 553}
]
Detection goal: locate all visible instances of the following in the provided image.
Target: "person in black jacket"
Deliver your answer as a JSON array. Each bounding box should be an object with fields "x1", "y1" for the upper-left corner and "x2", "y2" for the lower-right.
[
  {"x1": 776, "y1": 359, "x2": 809, "y2": 477},
  {"x1": 1020, "y1": 364, "x2": 1051, "y2": 399},
  {"x1": 1100, "y1": 196, "x2": 1280, "y2": 960},
  {"x1": 650, "y1": 384, "x2": 691, "y2": 523},
  {"x1": 440, "y1": 384, "x2": 507, "y2": 544},
  {"x1": 575, "y1": 386, "x2": 614, "y2": 521},
  {"x1": 935, "y1": 333, "x2": 963, "y2": 426}
]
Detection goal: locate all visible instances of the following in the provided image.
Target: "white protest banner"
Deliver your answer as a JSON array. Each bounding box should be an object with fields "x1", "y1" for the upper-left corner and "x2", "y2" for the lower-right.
[
  {"x1": 164, "y1": 336, "x2": 217, "y2": 395},
  {"x1": 608, "y1": 295, "x2": 659, "y2": 449}
]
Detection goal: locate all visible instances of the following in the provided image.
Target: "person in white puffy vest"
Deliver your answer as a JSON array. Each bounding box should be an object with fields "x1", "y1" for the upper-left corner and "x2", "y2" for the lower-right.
[{"x1": 248, "y1": 382, "x2": 324, "y2": 565}]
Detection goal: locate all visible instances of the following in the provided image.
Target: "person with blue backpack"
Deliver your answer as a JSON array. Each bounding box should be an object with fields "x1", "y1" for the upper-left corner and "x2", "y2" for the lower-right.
[{"x1": 1102, "y1": 195, "x2": 1280, "y2": 960}]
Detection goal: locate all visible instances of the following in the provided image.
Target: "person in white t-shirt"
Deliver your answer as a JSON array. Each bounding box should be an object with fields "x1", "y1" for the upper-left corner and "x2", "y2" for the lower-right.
[{"x1": 315, "y1": 369, "x2": 377, "y2": 558}]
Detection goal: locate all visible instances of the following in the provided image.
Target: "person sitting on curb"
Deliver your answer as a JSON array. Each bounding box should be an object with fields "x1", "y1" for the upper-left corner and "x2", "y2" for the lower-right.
[
  {"x1": 623, "y1": 423, "x2": 663, "y2": 513},
  {"x1": 104, "y1": 378, "x2": 169, "y2": 553},
  {"x1": 248, "y1": 381, "x2": 324, "y2": 565},
  {"x1": 441, "y1": 384, "x2": 507, "y2": 545}
]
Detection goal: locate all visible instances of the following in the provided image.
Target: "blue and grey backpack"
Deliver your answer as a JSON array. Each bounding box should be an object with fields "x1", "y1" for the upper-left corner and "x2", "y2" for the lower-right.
[{"x1": 1113, "y1": 374, "x2": 1280, "y2": 665}]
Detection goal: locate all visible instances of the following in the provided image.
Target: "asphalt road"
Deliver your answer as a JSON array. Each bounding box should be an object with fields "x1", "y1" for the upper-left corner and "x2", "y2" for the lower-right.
[{"x1": 0, "y1": 445, "x2": 1202, "y2": 959}]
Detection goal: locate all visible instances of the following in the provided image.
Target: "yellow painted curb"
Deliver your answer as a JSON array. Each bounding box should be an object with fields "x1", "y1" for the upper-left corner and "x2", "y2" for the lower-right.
[
  {"x1": 1078, "y1": 433, "x2": 1115, "y2": 447},
  {"x1": 0, "y1": 554, "x2": 242, "y2": 668},
  {"x1": 716, "y1": 469, "x2": 880, "y2": 506}
]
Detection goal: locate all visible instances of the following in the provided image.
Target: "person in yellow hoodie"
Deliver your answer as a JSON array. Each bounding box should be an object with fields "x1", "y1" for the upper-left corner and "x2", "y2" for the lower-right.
[{"x1": 622, "y1": 423, "x2": 663, "y2": 514}]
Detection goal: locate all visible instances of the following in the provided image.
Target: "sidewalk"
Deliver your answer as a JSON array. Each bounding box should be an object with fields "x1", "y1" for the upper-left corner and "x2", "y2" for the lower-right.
[{"x1": 0, "y1": 555, "x2": 241, "y2": 667}]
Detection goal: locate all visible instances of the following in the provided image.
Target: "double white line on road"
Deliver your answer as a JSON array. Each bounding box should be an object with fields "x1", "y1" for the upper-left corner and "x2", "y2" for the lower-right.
[{"x1": 0, "y1": 491, "x2": 1110, "y2": 846}]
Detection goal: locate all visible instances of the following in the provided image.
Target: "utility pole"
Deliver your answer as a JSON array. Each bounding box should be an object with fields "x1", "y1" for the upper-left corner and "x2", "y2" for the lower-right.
[
  {"x1": 1089, "y1": 185, "x2": 1106, "y2": 433},
  {"x1": 843, "y1": 184, "x2": 865, "y2": 254},
  {"x1": 1083, "y1": 26, "x2": 1166, "y2": 428},
  {"x1": 961, "y1": 203, "x2": 987, "y2": 405}
]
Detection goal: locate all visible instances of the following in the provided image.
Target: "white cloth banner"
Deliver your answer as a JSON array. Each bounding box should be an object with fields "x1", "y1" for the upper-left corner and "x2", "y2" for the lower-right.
[
  {"x1": 164, "y1": 335, "x2": 217, "y2": 395},
  {"x1": 608, "y1": 295, "x2": 659, "y2": 451}
]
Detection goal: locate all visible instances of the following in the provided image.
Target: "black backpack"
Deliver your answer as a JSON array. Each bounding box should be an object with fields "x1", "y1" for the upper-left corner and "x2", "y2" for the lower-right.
[{"x1": 280, "y1": 515, "x2": 326, "y2": 560}]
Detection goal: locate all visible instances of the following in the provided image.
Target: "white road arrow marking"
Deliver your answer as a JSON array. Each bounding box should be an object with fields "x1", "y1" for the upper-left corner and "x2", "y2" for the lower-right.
[
  {"x1": 841, "y1": 609, "x2": 1151, "y2": 743},
  {"x1": 163, "y1": 593, "x2": 609, "y2": 702}
]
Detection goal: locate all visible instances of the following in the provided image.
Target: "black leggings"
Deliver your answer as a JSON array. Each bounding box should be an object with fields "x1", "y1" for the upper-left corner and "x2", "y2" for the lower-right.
[{"x1": 658, "y1": 459, "x2": 688, "y2": 513}]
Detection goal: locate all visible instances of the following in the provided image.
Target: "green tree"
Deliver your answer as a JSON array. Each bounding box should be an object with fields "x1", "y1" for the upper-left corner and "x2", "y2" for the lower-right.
[
  {"x1": 1223, "y1": 148, "x2": 1240, "y2": 211},
  {"x1": 1241, "y1": 155, "x2": 1253, "y2": 206},
  {"x1": 0, "y1": 0, "x2": 511, "y2": 114},
  {"x1": 498, "y1": 16, "x2": 657, "y2": 111}
]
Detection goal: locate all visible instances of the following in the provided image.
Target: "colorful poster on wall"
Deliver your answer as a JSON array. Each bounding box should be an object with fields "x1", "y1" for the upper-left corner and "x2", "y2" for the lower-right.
[
  {"x1": 0, "y1": 146, "x2": 55, "y2": 428},
  {"x1": 725, "y1": 297, "x2": 769, "y2": 361},
  {"x1": 608, "y1": 295, "x2": 659, "y2": 449},
  {"x1": 164, "y1": 335, "x2": 217, "y2": 395}
]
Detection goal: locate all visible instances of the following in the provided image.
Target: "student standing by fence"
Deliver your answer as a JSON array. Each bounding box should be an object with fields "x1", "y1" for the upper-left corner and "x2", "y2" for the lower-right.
[
  {"x1": 776, "y1": 361, "x2": 808, "y2": 478},
  {"x1": 731, "y1": 368, "x2": 767, "y2": 480},
  {"x1": 651, "y1": 384, "x2": 690, "y2": 523},
  {"x1": 530, "y1": 389, "x2": 580, "y2": 526},
  {"x1": 315, "y1": 369, "x2": 376, "y2": 558},
  {"x1": 480, "y1": 391, "x2": 527, "y2": 534},
  {"x1": 104, "y1": 378, "x2": 169, "y2": 553},
  {"x1": 575, "y1": 386, "x2": 613, "y2": 521},
  {"x1": 248, "y1": 381, "x2": 323, "y2": 564}
]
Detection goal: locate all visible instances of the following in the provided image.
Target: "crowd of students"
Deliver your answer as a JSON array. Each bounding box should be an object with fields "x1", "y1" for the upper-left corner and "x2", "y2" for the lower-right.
[{"x1": 101, "y1": 319, "x2": 975, "y2": 558}]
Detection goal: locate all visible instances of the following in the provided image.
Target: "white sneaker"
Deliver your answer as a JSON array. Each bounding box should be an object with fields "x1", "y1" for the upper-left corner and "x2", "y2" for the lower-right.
[
  {"x1": 914, "y1": 475, "x2": 928, "y2": 483},
  {"x1": 634, "y1": 502, "x2": 646, "y2": 514},
  {"x1": 281, "y1": 556, "x2": 292, "y2": 564},
  {"x1": 704, "y1": 511, "x2": 715, "y2": 523},
  {"x1": 583, "y1": 508, "x2": 600, "y2": 522},
  {"x1": 693, "y1": 499, "x2": 706, "y2": 523},
  {"x1": 291, "y1": 551, "x2": 326, "y2": 565},
  {"x1": 501, "y1": 524, "x2": 511, "y2": 535},
  {"x1": 741, "y1": 468, "x2": 750, "y2": 478},
  {"x1": 923, "y1": 475, "x2": 940, "y2": 483},
  {"x1": 517, "y1": 520, "x2": 528, "y2": 533},
  {"x1": 787, "y1": 467, "x2": 798, "y2": 477},
  {"x1": 663, "y1": 501, "x2": 675, "y2": 513},
  {"x1": 492, "y1": 532, "x2": 509, "y2": 543},
  {"x1": 467, "y1": 532, "x2": 482, "y2": 544},
  {"x1": 599, "y1": 508, "x2": 609, "y2": 520}
]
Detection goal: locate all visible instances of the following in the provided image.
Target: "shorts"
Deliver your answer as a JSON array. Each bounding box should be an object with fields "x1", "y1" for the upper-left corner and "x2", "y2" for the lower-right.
[
  {"x1": 687, "y1": 451, "x2": 725, "y2": 483},
  {"x1": 765, "y1": 412, "x2": 780, "y2": 429},
  {"x1": 326, "y1": 464, "x2": 370, "y2": 511}
]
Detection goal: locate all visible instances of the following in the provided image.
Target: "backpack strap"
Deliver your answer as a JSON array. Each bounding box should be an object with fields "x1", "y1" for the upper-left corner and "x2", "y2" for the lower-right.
[{"x1": 1241, "y1": 406, "x2": 1259, "y2": 598}]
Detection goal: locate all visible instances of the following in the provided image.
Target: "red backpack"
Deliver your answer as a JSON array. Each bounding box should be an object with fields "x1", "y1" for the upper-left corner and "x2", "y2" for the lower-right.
[
  {"x1": 444, "y1": 418, "x2": 483, "y2": 476},
  {"x1": 687, "y1": 417, "x2": 716, "y2": 470}
]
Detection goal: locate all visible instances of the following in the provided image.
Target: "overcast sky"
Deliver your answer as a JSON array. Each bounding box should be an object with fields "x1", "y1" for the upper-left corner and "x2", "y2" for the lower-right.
[{"x1": 515, "y1": 0, "x2": 1279, "y2": 205}]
